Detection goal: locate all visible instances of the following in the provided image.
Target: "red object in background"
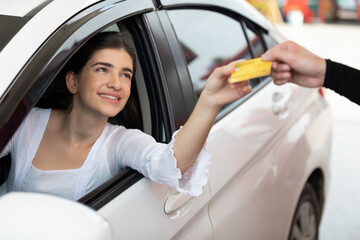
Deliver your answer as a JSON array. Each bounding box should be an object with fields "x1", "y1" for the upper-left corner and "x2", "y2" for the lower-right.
[
  {"x1": 358, "y1": 0, "x2": 360, "y2": 20},
  {"x1": 283, "y1": 0, "x2": 315, "y2": 22}
]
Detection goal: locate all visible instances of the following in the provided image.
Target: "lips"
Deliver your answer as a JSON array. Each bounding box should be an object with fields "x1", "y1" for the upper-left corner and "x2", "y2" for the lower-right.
[{"x1": 98, "y1": 93, "x2": 121, "y2": 103}]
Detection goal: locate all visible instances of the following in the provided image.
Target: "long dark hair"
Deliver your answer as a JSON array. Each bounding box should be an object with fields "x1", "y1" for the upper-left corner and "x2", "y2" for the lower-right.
[{"x1": 37, "y1": 32, "x2": 141, "y2": 128}]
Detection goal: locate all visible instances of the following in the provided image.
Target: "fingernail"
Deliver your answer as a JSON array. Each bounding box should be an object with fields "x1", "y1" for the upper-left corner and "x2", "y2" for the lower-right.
[
  {"x1": 261, "y1": 54, "x2": 269, "y2": 61},
  {"x1": 243, "y1": 86, "x2": 252, "y2": 92},
  {"x1": 282, "y1": 65, "x2": 290, "y2": 71}
]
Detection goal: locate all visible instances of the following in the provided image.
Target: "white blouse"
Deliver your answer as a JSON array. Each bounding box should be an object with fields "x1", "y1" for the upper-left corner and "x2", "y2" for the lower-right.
[{"x1": 0, "y1": 108, "x2": 211, "y2": 200}]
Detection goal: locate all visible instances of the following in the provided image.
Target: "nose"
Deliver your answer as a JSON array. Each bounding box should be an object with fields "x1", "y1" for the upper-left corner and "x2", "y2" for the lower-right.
[{"x1": 107, "y1": 74, "x2": 121, "y2": 90}]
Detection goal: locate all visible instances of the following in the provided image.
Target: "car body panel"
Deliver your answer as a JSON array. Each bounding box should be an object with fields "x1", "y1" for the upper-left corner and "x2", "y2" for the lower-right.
[
  {"x1": 207, "y1": 82, "x2": 331, "y2": 238},
  {"x1": 0, "y1": 192, "x2": 113, "y2": 240},
  {"x1": 98, "y1": 179, "x2": 213, "y2": 239},
  {"x1": 207, "y1": 83, "x2": 331, "y2": 239}
]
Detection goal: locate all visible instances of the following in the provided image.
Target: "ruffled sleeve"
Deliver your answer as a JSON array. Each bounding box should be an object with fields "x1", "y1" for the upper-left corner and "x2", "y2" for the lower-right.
[
  {"x1": 150, "y1": 128, "x2": 211, "y2": 196},
  {"x1": 109, "y1": 126, "x2": 211, "y2": 197}
]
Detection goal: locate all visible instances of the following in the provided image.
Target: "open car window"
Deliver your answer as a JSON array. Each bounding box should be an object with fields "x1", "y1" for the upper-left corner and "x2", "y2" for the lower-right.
[
  {"x1": 0, "y1": 2, "x2": 167, "y2": 209},
  {"x1": 42, "y1": 20, "x2": 166, "y2": 208}
]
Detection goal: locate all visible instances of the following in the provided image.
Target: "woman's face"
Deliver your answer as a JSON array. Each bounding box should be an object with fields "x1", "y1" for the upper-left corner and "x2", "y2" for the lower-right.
[{"x1": 71, "y1": 48, "x2": 133, "y2": 118}]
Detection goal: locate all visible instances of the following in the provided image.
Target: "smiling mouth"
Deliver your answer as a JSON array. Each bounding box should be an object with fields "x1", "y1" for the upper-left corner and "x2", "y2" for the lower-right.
[{"x1": 99, "y1": 94, "x2": 120, "y2": 101}]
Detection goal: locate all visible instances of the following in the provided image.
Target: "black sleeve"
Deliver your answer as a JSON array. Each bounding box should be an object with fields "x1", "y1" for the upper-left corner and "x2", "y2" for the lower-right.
[{"x1": 324, "y1": 59, "x2": 360, "y2": 105}]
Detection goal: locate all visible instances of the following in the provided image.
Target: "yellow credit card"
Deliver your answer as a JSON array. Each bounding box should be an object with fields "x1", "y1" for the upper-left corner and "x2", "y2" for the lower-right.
[{"x1": 229, "y1": 58, "x2": 272, "y2": 83}]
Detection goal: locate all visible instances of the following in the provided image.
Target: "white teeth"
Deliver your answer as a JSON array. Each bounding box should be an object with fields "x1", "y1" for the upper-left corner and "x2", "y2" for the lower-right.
[{"x1": 99, "y1": 94, "x2": 119, "y2": 100}]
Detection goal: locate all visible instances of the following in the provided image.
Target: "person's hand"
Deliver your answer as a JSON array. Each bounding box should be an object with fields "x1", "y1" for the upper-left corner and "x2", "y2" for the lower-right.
[
  {"x1": 262, "y1": 41, "x2": 326, "y2": 88},
  {"x1": 200, "y1": 60, "x2": 252, "y2": 110}
]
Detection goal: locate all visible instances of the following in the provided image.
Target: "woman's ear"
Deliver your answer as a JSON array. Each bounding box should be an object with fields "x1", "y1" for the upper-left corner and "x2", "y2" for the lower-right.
[{"x1": 65, "y1": 71, "x2": 78, "y2": 94}]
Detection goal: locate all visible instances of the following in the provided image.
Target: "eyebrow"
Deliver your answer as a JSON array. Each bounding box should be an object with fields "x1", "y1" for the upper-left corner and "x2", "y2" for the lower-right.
[{"x1": 91, "y1": 62, "x2": 133, "y2": 74}]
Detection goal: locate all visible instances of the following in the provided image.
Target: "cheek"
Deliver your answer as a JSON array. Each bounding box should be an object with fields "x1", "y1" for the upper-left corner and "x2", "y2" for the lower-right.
[{"x1": 125, "y1": 81, "x2": 132, "y2": 96}]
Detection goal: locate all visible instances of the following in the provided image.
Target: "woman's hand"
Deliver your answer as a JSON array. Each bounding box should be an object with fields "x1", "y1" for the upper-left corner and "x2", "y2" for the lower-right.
[
  {"x1": 201, "y1": 60, "x2": 253, "y2": 110},
  {"x1": 174, "y1": 60, "x2": 252, "y2": 174}
]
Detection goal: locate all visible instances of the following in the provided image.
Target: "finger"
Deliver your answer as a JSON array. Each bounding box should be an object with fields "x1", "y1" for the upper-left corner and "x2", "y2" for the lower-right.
[
  {"x1": 212, "y1": 63, "x2": 234, "y2": 80},
  {"x1": 272, "y1": 62, "x2": 291, "y2": 72},
  {"x1": 270, "y1": 71, "x2": 291, "y2": 81},
  {"x1": 214, "y1": 59, "x2": 248, "y2": 84},
  {"x1": 230, "y1": 80, "x2": 252, "y2": 97},
  {"x1": 231, "y1": 59, "x2": 247, "y2": 65},
  {"x1": 262, "y1": 41, "x2": 299, "y2": 65},
  {"x1": 271, "y1": 71, "x2": 293, "y2": 85},
  {"x1": 273, "y1": 79, "x2": 290, "y2": 85},
  {"x1": 241, "y1": 85, "x2": 252, "y2": 94},
  {"x1": 230, "y1": 79, "x2": 250, "y2": 88},
  {"x1": 236, "y1": 85, "x2": 252, "y2": 97},
  {"x1": 279, "y1": 63, "x2": 291, "y2": 71},
  {"x1": 271, "y1": 61, "x2": 279, "y2": 70},
  {"x1": 227, "y1": 59, "x2": 246, "y2": 74}
]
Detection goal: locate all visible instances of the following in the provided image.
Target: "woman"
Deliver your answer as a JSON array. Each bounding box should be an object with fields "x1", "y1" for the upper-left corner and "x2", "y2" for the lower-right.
[{"x1": 0, "y1": 32, "x2": 252, "y2": 200}]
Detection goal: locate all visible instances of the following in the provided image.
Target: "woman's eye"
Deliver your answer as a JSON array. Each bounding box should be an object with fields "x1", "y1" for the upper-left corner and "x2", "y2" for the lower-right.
[
  {"x1": 96, "y1": 67, "x2": 108, "y2": 73},
  {"x1": 120, "y1": 73, "x2": 132, "y2": 80}
]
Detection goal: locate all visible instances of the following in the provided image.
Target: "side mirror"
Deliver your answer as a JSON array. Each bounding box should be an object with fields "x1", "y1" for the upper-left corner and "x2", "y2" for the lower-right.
[{"x1": 0, "y1": 192, "x2": 113, "y2": 239}]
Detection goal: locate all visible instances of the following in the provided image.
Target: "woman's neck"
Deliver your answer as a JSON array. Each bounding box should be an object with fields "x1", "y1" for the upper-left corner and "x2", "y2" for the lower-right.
[{"x1": 52, "y1": 108, "x2": 108, "y2": 150}]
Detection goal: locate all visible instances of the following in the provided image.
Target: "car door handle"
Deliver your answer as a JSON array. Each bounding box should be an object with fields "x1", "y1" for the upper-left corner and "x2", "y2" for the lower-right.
[
  {"x1": 164, "y1": 188, "x2": 193, "y2": 218},
  {"x1": 272, "y1": 91, "x2": 291, "y2": 118}
]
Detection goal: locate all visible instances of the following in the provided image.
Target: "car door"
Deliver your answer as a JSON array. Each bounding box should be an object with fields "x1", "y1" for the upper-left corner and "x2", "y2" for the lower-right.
[
  {"x1": 0, "y1": 0, "x2": 213, "y2": 239},
  {"x1": 160, "y1": 1, "x2": 329, "y2": 239}
]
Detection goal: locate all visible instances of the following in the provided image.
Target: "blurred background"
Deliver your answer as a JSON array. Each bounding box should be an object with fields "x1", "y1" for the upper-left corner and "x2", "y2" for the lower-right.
[
  {"x1": 245, "y1": 0, "x2": 360, "y2": 239},
  {"x1": 247, "y1": 0, "x2": 360, "y2": 24}
]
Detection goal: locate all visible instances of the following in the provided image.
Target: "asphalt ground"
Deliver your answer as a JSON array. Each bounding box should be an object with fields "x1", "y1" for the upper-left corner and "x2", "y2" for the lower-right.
[{"x1": 275, "y1": 22, "x2": 360, "y2": 239}]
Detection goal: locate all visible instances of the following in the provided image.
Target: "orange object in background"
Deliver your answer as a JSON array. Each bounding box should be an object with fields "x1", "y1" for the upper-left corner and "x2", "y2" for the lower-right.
[
  {"x1": 283, "y1": 0, "x2": 315, "y2": 22},
  {"x1": 318, "y1": 0, "x2": 338, "y2": 22},
  {"x1": 247, "y1": 0, "x2": 284, "y2": 23}
]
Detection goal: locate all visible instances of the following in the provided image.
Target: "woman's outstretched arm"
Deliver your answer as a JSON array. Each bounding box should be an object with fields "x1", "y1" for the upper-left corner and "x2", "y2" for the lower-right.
[{"x1": 173, "y1": 60, "x2": 252, "y2": 174}]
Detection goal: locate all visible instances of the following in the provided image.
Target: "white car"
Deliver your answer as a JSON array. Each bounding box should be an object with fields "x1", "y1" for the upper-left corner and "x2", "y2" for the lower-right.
[{"x1": 0, "y1": 0, "x2": 332, "y2": 239}]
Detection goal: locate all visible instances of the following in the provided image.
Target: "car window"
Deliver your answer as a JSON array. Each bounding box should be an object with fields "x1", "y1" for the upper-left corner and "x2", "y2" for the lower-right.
[
  {"x1": 0, "y1": 16, "x2": 167, "y2": 208},
  {"x1": 167, "y1": 9, "x2": 252, "y2": 99},
  {"x1": 263, "y1": 33, "x2": 278, "y2": 50},
  {"x1": 77, "y1": 20, "x2": 170, "y2": 207},
  {"x1": 0, "y1": 1, "x2": 165, "y2": 209}
]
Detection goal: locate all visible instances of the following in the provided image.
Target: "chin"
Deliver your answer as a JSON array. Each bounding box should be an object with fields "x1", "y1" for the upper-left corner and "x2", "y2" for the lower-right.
[
  {"x1": 102, "y1": 107, "x2": 124, "y2": 118},
  {"x1": 107, "y1": 112, "x2": 119, "y2": 118}
]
